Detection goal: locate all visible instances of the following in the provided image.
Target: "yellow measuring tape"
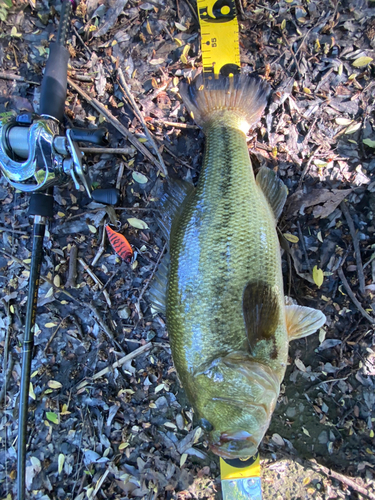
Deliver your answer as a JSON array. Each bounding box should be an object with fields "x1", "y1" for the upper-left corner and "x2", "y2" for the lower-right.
[
  {"x1": 197, "y1": 0, "x2": 240, "y2": 77},
  {"x1": 220, "y1": 454, "x2": 262, "y2": 499}
]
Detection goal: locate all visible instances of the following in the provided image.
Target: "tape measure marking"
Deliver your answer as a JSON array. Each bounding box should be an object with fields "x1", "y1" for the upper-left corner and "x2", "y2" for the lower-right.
[{"x1": 197, "y1": 0, "x2": 240, "y2": 77}]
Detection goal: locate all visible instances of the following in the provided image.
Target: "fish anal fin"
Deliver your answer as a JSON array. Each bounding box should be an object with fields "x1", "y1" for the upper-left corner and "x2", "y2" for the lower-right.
[
  {"x1": 157, "y1": 180, "x2": 194, "y2": 241},
  {"x1": 243, "y1": 281, "x2": 280, "y2": 353},
  {"x1": 147, "y1": 252, "x2": 170, "y2": 315},
  {"x1": 285, "y1": 305, "x2": 326, "y2": 341},
  {"x1": 256, "y1": 166, "x2": 287, "y2": 221}
]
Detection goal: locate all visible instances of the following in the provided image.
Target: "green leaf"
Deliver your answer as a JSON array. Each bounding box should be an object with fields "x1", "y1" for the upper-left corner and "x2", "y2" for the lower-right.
[
  {"x1": 312, "y1": 265, "x2": 324, "y2": 288},
  {"x1": 363, "y1": 138, "x2": 375, "y2": 148},
  {"x1": 132, "y1": 171, "x2": 148, "y2": 184},
  {"x1": 352, "y1": 56, "x2": 373, "y2": 68},
  {"x1": 46, "y1": 411, "x2": 59, "y2": 424}
]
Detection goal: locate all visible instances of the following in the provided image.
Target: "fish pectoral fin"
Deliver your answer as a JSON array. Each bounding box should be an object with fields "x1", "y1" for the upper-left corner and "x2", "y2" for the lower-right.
[
  {"x1": 285, "y1": 305, "x2": 326, "y2": 341},
  {"x1": 147, "y1": 252, "x2": 170, "y2": 315},
  {"x1": 243, "y1": 281, "x2": 280, "y2": 352},
  {"x1": 256, "y1": 166, "x2": 287, "y2": 221},
  {"x1": 157, "y1": 180, "x2": 194, "y2": 241}
]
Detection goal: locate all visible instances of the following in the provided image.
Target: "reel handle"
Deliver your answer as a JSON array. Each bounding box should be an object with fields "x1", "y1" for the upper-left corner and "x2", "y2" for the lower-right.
[{"x1": 70, "y1": 127, "x2": 109, "y2": 146}]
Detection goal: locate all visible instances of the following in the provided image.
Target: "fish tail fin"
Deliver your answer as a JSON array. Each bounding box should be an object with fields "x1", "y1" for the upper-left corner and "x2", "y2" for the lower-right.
[{"x1": 179, "y1": 74, "x2": 271, "y2": 130}]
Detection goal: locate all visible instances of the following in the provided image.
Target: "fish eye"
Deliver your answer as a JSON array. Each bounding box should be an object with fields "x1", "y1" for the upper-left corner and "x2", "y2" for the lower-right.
[{"x1": 199, "y1": 418, "x2": 213, "y2": 431}]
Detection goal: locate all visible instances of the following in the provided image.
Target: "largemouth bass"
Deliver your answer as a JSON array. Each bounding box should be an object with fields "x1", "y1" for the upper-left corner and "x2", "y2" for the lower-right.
[{"x1": 150, "y1": 74, "x2": 326, "y2": 459}]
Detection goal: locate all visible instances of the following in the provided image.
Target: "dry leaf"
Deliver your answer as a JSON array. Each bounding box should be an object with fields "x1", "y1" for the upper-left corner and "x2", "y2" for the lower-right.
[
  {"x1": 345, "y1": 122, "x2": 361, "y2": 134},
  {"x1": 127, "y1": 217, "x2": 149, "y2": 230},
  {"x1": 58, "y1": 454, "x2": 65, "y2": 474},
  {"x1": 283, "y1": 233, "x2": 299, "y2": 243},
  {"x1": 352, "y1": 56, "x2": 373, "y2": 67},
  {"x1": 295, "y1": 358, "x2": 306, "y2": 372},
  {"x1": 335, "y1": 117, "x2": 352, "y2": 126},
  {"x1": 313, "y1": 266, "x2": 324, "y2": 288},
  {"x1": 286, "y1": 189, "x2": 352, "y2": 219},
  {"x1": 29, "y1": 382, "x2": 36, "y2": 400},
  {"x1": 48, "y1": 380, "x2": 62, "y2": 389}
]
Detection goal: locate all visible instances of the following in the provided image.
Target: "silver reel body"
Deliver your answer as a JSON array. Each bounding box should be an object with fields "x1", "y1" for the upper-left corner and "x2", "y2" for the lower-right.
[{"x1": 0, "y1": 111, "x2": 91, "y2": 195}]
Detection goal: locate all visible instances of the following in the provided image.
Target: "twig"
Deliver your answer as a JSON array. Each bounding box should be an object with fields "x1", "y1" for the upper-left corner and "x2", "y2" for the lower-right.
[
  {"x1": 115, "y1": 207, "x2": 159, "y2": 211},
  {"x1": 90, "y1": 469, "x2": 110, "y2": 499},
  {"x1": 158, "y1": 142, "x2": 194, "y2": 170},
  {"x1": 0, "y1": 71, "x2": 39, "y2": 85},
  {"x1": 337, "y1": 267, "x2": 374, "y2": 324},
  {"x1": 297, "y1": 220, "x2": 312, "y2": 273},
  {"x1": 0, "y1": 248, "x2": 81, "y2": 304},
  {"x1": 136, "y1": 242, "x2": 167, "y2": 316},
  {"x1": 0, "y1": 250, "x2": 126, "y2": 355},
  {"x1": 116, "y1": 161, "x2": 125, "y2": 191},
  {"x1": 363, "y1": 253, "x2": 375, "y2": 270},
  {"x1": 0, "y1": 354, "x2": 14, "y2": 405},
  {"x1": 117, "y1": 68, "x2": 168, "y2": 176},
  {"x1": 66, "y1": 245, "x2": 78, "y2": 288},
  {"x1": 78, "y1": 257, "x2": 111, "y2": 306},
  {"x1": 282, "y1": 32, "x2": 301, "y2": 77},
  {"x1": 266, "y1": 450, "x2": 375, "y2": 500},
  {"x1": 154, "y1": 120, "x2": 198, "y2": 130},
  {"x1": 298, "y1": 145, "x2": 322, "y2": 190},
  {"x1": 80, "y1": 146, "x2": 135, "y2": 155},
  {"x1": 0, "y1": 226, "x2": 28, "y2": 235},
  {"x1": 340, "y1": 201, "x2": 366, "y2": 296},
  {"x1": 72, "y1": 25, "x2": 92, "y2": 56},
  {"x1": 184, "y1": 0, "x2": 199, "y2": 21},
  {"x1": 87, "y1": 302, "x2": 124, "y2": 354},
  {"x1": 76, "y1": 342, "x2": 152, "y2": 390},
  {"x1": 91, "y1": 227, "x2": 107, "y2": 267},
  {"x1": 310, "y1": 460, "x2": 375, "y2": 500},
  {"x1": 1, "y1": 299, "x2": 11, "y2": 381},
  {"x1": 67, "y1": 77, "x2": 164, "y2": 171},
  {"x1": 68, "y1": 73, "x2": 93, "y2": 82},
  {"x1": 44, "y1": 316, "x2": 68, "y2": 353}
]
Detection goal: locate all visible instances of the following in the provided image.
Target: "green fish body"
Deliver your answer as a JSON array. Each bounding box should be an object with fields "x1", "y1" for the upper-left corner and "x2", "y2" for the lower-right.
[{"x1": 151, "y1": 75, "x2": 326, "y2": 459}]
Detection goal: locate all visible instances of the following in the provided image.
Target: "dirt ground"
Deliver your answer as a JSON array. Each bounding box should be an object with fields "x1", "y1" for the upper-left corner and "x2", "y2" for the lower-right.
[{"x1": 0, "y1": 0, "x2": 375, "y2": 498}]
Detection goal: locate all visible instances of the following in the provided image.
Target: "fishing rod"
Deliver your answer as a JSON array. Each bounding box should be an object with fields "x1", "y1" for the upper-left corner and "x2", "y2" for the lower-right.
[{"x1": 0, "y1": 2, "x2": 118, "y2": 498}]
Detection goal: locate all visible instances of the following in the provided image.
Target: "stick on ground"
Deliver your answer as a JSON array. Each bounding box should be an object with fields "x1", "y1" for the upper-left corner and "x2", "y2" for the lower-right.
[
  {"x1": 117, "y1": 68, "x2": 168, "y2": 176},
  {"x1": 76, "y1": 342, "x2": 152, "y2": 390},
  {"x1": 337, "y1": 266, "x2": 374, "y2": 324},
  {"x1": 340, "y1": 200, "x2": 366, "y2": 296},
  {"x1": 67, "y1": 77, "x2": 163, "y2": 172}
]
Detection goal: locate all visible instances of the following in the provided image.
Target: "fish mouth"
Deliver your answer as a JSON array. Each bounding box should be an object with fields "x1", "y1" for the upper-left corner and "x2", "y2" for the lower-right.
[{"x1": 210, "y1": 430, "x2": 259, "y2": 460}]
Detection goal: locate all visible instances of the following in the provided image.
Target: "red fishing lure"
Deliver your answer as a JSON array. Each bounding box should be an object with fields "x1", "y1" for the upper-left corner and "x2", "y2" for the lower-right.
[{"x1": 105, "y1": 225, "x2": 133, "y2": 262}]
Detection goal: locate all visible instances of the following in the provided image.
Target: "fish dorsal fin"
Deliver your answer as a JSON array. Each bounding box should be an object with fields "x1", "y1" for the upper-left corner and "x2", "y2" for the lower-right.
[
  {"x1": 243, "y1": 281, "x2": 280, "y2": 352},
  {"x1": 147, "y1": 252, "x2": 170, "y2": 315},
  {"x1": 157, "y1": 179, "x2": 194, "y2": 242},
  {"x1": 285, "y1": 305, "x2": 326, "y2": 341},
  {"x1": 256, "y1": 167, "x2": 287, "y2": 221}
]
